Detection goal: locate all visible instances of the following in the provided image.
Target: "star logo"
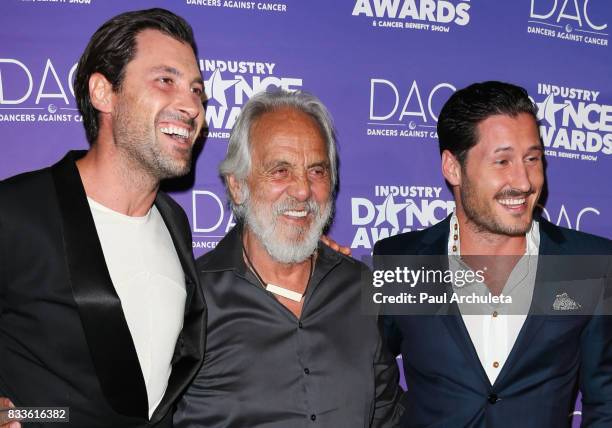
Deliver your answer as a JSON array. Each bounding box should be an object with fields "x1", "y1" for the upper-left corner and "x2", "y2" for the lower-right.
[
  {"x1": 374, "y1": 195, "x2": 409, "y2": 229},
  {"x1": 537, "y1": 94, "x2": 568, "y2": 128},
  {"x1": 204, "y1": 69, "x2": 240, "y2": 108}
]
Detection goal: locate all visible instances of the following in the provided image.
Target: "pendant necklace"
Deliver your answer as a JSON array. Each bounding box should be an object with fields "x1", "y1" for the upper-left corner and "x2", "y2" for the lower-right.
[{"x1": 242, "y1": 242, "x2": 314, "y2": 303}]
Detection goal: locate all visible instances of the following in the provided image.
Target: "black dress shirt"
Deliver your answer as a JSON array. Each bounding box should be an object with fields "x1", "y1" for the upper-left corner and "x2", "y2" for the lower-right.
[{"x1": 174, "y1": 226, "x2": 403, "y2": 427}]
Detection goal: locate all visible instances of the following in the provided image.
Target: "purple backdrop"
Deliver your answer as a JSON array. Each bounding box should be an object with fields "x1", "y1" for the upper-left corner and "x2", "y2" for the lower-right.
[{"x1": 2, "y1": 1, "x2": 611, "y2": 425}]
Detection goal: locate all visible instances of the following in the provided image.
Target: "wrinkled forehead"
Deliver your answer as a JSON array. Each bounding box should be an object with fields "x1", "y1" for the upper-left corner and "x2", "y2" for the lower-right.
[{"x1": 249, "y1": 108, "x2": 329, "y2": 159}]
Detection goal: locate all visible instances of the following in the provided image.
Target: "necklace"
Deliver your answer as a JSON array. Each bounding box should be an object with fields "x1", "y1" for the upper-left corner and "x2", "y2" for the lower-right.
[
  {"x1": 450, "y1": 214, "x2": 460, "y2": 255},
  {"x1": 242, "y1": 241, "x2": 314, "y2": 303}
]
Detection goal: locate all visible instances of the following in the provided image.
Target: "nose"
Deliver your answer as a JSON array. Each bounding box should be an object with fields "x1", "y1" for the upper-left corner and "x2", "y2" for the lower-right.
[
  {"x1": 177, "y1": 88, "x2": 203, "y2": 122},
  {"x1": 287, "y1": 170, "x2": 312, "y2": 202},
  {"x1": 511, "y1": 162, "x2": 533, "y2": 194}
]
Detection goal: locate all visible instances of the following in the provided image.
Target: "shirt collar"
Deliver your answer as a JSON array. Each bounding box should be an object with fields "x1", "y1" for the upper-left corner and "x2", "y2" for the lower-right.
[
  {"x1": 447, "y1": 211, "x2": 540, "y2": 256},
  {"x1": 198, "y1": 224, "x2": 343, "y2": 278}
]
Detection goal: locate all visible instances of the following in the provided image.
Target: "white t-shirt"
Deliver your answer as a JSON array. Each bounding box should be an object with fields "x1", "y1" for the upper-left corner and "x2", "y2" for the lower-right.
[{"x1": 88, "y1": 197, "x2": 186, "y2": 418}]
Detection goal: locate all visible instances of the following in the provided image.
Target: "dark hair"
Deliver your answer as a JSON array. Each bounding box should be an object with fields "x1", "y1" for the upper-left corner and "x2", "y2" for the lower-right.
[
  {"x1": 437, "y1": 81, "x2": 538, "y2": 165},
  {"x1": 74, "y1": 8, "x2": 198, "y2": 144}
]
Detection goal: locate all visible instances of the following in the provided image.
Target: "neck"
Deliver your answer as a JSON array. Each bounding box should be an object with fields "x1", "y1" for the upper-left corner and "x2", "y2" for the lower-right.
[
  {"x1": 456, "y1": 210, "x2": 527, "y2": 256},
  {"x1": 242, "y1": 227, "x2": 312, "y2": 287},
  {"x1": 76, "y1": 138, "x2": 159, "y2": 217}
]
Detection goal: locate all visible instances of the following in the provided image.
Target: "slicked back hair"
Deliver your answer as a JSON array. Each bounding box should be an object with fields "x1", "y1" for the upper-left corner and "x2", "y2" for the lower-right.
[
  {"x1": 74, "y1": 8, "x2": 198, "y2": 144},
  {"x1": 437, "y1": 81, "x2": 538, "y2": 166}
]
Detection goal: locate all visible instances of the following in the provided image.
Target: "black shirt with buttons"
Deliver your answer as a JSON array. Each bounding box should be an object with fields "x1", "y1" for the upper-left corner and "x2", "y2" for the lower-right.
[{"x1": 174, "y1": 227, "x2": 403, "y2": 428}]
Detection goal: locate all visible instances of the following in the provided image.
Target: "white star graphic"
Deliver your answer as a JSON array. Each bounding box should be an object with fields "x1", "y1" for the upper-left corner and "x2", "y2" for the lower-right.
[
  {"x1": 537, "y1": 94, "x2": 567, "y2": 128},
  {"x1": 374, "y1": 195, "x2": 409, "y2": 229},
  {"x1": 204, "y1": 69, "x2": 240, "y2": 108}
]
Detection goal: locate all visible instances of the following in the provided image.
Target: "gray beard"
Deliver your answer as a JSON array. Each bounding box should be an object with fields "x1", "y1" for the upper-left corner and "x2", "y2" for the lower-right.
[{"x1": 243, "y1": 188, "x2": 333, "y2": 264}]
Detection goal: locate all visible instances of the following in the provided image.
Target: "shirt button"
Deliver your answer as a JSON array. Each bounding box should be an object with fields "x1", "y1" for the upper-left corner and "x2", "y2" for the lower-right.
[
  {"x1": 310, "y1": 414, "x2": 316, "y2": 421},
  {"x1": 492, "y1": 311, "x2": 498, "y2": 318},
  {"x1": 298, "y1": 321, "x2": 303, "y2": 329},
  {"x1": 493, "y1": 361, "x2": 500, "y2": 368},
  {"x1": 304, "y1": 368, "x2": 310, "y2": 375},
  {"x1": 488, "y1": 393, "x2": 498, "y2": 404}
]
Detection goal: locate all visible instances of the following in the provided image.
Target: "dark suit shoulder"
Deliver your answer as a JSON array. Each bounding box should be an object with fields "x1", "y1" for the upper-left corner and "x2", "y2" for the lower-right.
[
  {"x1": 539, "y1": 218, "x2": 612, "y2": 255},
  {"x1": 157, "y1": 190, "x2": 186, "y2": 214},
  {"x1": 0, "y1": 167, "x2": 56, "y2": 220},
  {"x1": 374, "y1": 216, "x2": 451, "y2": 256},
  {"x1": 373, "y1": 229, "x2": 430, "y2": 255},
  {"x1": 0, "y1": 166, "x2": 52, "y2": 196}
]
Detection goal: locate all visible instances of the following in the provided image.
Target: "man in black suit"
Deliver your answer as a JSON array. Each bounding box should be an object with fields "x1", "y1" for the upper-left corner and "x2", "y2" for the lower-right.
[
  {"x1": 0, "y1": 9, "x2": 206, "y2": 427},
  {"x1": 374, "y1": 81, "x2": 612, "y2": 427}
]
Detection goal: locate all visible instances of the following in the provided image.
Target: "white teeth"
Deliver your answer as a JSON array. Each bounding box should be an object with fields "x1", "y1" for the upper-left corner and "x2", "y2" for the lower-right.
[
  {"x1": 498, "y1": 198, "x2": 526, "y2": 206},
  {"x1": 284, "y1": 210, "x2": 307, "y2": 218},
  {"x1": 160, "y1": 126, "x2": 189, "y2": 138}
]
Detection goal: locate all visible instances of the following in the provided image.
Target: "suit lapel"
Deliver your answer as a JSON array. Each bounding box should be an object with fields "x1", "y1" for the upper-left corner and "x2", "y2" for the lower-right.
[
  {"x1": 492, "y1": 218, "x2": 563, "y2": 389},
  {"x1": 150, "y1": 193, "x2": 206, "y2": 423},
  {"x1": 440, "y1": 309, "x2": 493, "y2": 388},
  {"x1": 420, "y1": 217, "x2": 492, "y2": 387},
  {"x1": 51, "y1": 151, "x2": 148, "y2": 418}
]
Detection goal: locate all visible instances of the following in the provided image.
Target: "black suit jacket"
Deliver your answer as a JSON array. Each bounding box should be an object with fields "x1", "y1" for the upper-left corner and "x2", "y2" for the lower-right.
[
  {"x1": 0, "y1": 151, "x2": 207, "y2": 427},
  {"x1": 374, "y1": 216, "x2": 612, "y2": 428}
]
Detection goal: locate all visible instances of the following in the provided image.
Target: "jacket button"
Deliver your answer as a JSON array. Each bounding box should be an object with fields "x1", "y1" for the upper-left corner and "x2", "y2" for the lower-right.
[
  {"x1": 298, "y1": 321, "x2": 303, "y2": 329},
  {"x1": 310, "y1": 414, "x2": 316, "y2": 421},
  {"x1": 488, "y1": 393, "x2": 498, "y2": 404},
  {"x1": 304, "y1": 368, "x2": 310, "y2": 375}
]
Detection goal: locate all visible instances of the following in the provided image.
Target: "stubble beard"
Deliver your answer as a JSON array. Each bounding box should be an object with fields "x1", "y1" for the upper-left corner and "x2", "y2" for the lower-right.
[
  {"x1": 460, "y1": 172, "x2": 533, "y2": 237},
  {"x1": 112, "y1": 99, "x2": 193, "y2": 182}
]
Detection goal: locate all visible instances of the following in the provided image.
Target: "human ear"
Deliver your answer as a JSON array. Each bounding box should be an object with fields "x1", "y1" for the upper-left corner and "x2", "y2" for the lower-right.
[
  {"x1": 441, "y1": 150, "x2": 462, "y2": 187},
  {"x1": 88, "y1": 72, "x2": 114, "y2": 113}
]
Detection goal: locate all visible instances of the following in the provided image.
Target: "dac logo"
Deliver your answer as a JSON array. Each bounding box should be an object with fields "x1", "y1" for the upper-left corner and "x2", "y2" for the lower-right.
[
  {"x1": 533, "y1": 83, "x2": 612, "y2": 162},
  {"x1": 527, "y1": 0, "x2": 608, "y2": 46},
  {"x1": 352, "y1": 0, "x2": 471, "y2": 33},
  {"x1": 202, "y1": 59, "x2": 303, "y2": 139},
  {"x1": 350, "y1": 184, "x2": 455, "y2": 249},
  {"x1": 191, "y1": 189, "x2": 236, "y2": 253},
  {"x1": 0, "y1": 58, "x2": 81, "y2": 123},
  {"x1": 366, "y1": 78, "x2": 456, "y2": 141},
  {"x1": 539, "y1": 203, "x2": 600, "y2": 231}
]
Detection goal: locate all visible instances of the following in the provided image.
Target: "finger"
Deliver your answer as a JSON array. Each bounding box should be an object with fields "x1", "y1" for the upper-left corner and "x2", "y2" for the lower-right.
[
  {"x1": 340, "y1": 246, "x2": 352, "y2": 256},
  {"x1": 321, "y1": 235, "x2": 340, "y2": 250},
  {"x1": 0, "y1": 397, "x2": 14, "y2": 408},
  {"x1": 0, "y1": 398, "x2": 20, "y2": 428}
]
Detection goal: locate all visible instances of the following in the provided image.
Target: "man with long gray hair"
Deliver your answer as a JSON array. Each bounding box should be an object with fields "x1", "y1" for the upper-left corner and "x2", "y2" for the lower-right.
[{"x1": 174, "y1": 89, "x2": 403, "y2": 427}]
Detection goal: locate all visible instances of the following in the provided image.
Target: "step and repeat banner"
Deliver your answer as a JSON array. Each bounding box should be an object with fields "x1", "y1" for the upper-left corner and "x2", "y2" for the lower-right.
[{"x1": 1, "y1": 1, "x2": 610, "y2": 426}]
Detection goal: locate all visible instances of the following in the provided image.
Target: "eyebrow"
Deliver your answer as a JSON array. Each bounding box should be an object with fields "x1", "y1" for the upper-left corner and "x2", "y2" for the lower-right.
[
  {"x1": 527, "y1": 145, "x2": 544, "y2": 152},
  {"x1": 263, "y1": 160, "x2": 330, "y2": 170},
  {"x1": 308, "y1": 161, "x2": 330, "y2": 169},
  {"x1": 151, "y1": 65, "x2": 204, "y2": 86},
  {"x1": 493, "y1": 145, "x2": 543, "y2": 154},
  {"x1": 264, "y1": 160, "x2": 292, "y2": 170}
]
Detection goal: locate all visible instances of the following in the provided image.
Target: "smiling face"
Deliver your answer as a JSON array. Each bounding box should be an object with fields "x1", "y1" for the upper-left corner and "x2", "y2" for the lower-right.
[
  {"x1": 110, "y1": 29, "x2": 205, "y2": 179},
  {"x1": 450, "y1": 113, "x2": 544, "y2": 237},
  {"x1": 231, "y1": 107, "x2": 333, "y2": 263}
]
